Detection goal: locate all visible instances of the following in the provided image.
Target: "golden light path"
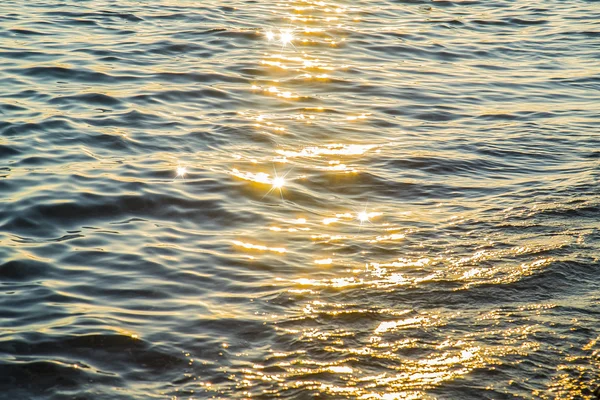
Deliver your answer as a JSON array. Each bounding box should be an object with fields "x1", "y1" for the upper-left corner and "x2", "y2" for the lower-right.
[{"x1": 193, "y1": 1, "x2": 563, "y2": 398}]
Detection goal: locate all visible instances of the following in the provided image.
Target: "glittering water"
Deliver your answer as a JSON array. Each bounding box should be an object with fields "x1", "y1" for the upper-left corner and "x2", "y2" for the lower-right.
[{"x1": 1, "y1": 0, "x2": 599, "y2": 399}]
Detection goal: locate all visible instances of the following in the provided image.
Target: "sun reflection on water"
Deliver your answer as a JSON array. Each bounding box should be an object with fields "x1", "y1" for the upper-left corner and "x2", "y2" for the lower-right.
[
  {"x1": 175, "y1": 165, "x2": 187, "y2": 178},
  {"x1": 221, "y1": 1, "x2": 573, "y2": 398},
  {"x1": 232, "y1": 240, "x2": 286, "y2": 254}
]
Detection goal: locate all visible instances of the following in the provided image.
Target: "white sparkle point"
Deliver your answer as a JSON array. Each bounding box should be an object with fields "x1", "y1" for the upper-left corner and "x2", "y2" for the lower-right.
[
  {"x1": 260, "y1": 166, "x2": 293, "y2": 201},
  {"x1": 280, "y1": 30, "x2": 294, "y2": 47},
  {"x1": 176, "y1": 166, "x2": 187, "y2": 178},
  {"x1": 272, "y1": 176, "x2": 285, "y2": 189},
  {"x1": 357, "y1": 211, "x2": 369, "y2": 223},
  {"x1": 265, "y1": 30, "x2": 275, "y2": 41}
]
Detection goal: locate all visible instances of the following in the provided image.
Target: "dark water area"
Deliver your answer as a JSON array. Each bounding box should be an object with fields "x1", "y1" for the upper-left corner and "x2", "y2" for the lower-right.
[{"x1": 1, "y1": 0, "x2": 599, "y2": 399}]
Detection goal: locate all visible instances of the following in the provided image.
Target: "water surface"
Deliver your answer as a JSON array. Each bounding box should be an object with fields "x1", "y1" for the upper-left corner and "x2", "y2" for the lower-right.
[{"x1": 1, "y1": 0, "x2": 599, "y2": 399}]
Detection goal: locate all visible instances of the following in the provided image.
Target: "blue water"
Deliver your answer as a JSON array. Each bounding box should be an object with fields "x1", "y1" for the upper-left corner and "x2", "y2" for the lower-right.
[{"x1": 1, "y1": 1, "x2": 599, "y2": 399}]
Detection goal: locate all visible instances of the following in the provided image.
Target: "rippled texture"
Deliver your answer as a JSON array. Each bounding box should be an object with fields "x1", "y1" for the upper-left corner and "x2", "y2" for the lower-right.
[{"x1": 1, "y1": 0, "x2": 599, "y2": 399}]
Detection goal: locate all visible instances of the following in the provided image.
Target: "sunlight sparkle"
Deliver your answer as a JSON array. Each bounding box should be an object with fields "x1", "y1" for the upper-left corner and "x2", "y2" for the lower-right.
[
  {"x1": 273, "y1": 176, "x2": 285, "y2": 189},
  {"x1": 280, "y1": 30, "x2": 295, "y2": 46},
  {"x1": 358, "y1": 211, "x2": 369, "y2": 223},
  {"x1": 176, "y1": 166, "x2": 187, "y2": 178}
]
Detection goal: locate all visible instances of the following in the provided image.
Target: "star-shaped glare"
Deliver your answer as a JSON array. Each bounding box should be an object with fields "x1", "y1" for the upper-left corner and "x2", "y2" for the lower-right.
[
  {"x1": 272, "y1": 176, "x2": 285, "y2": 189},
  {"x1": 176, "y1": 166, "x2": 187, "y2": 178},
  {"x1": 354, "y1": 202, "x2": 381, "y2": 229},
  {"x1": 280, "y1": 29, "x2": 294, "y2": 47},
  {"x1": 264, "y1": 27, "x2": 297, "y2": 50},
  {"x1": 262, "y1": 167, "x2": 292, "y2": 201},
  {"x1": 357, "y1": 211, "x2": 369, "y2": 223}
]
